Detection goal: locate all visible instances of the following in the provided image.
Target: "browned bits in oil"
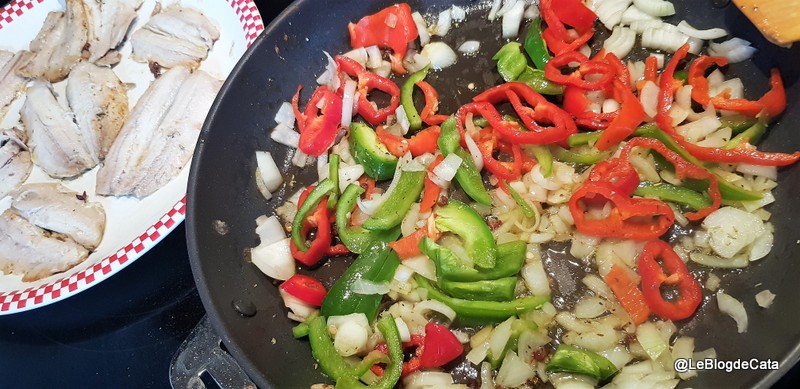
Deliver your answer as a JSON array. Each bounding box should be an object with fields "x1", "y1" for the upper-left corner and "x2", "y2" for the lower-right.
[
  {"x1": 623, "y1": 332, "x2": 638, "y2": 345},
  {"x1": 533, "y1": 347, "x2": 549, "y2": 362},
  {"x1": 485, "y1": 215, "x2": 502, "y2": 230},
  {"x1": 437, "y1": 196, "x2": 449, "y2": 207},
  {"x1": 149, "y1": 61, "x2": 162, "y2": 78}
]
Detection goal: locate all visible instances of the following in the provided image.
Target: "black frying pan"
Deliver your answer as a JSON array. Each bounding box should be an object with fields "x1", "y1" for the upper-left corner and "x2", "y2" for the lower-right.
[{"x1": 187, "y1": 0, "x2": 800, "y2": 387}]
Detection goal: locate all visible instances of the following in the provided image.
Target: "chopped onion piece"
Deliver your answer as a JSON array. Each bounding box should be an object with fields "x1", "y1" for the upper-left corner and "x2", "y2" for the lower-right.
[
  {"x1": 523, "y1": 3, "x2": 540, "y2": 19},
  {"x1": 338, "y1": 163, "x2": 365, "y2": 192},
  {"x1": 404, "y1": 51, "x2": 431, "y2": 73},
  {"x1": 317, "y1": 152, "x2": 329, "y2": 182},
  {"x1": 709, "y1": 38, "x2": 757, "y2": 63},
  {"x1": 279, "y1": 288, "x2": 316, "y2": 320},
  {"x1": 633, "y1": 0, "x2": 675, "y2": 16},
  {"x1": 496, "y1": 351, "x2": 536, "y2": 388},
  {"x1": 451, "y1": 5, "x2": 466, "y2": 21},
  {"x1": 621, "y1": 4, "x2": 656, "y2": 24},
  {"x1": 334, "y1": 320, "x2": 369, "y2": 356},
  {"x1": 604, "y1": 26, "x2": 636, "y2": 58},
  {"x1": 271, "y1": 123, "x2": 299, "y2": 148},
  {"x1": 703, "y1": 206, "x2": 765, "y2": 258},
  {"x1": 341, "y1": 79, "x2": 357, "y2": 127},
  {"x1": 421, "y1": 41, "x2": 458, "y2": 70},
  {"x1": 749, "y1": 227, "x2": 773, "y2": 261},
  {"x1": 636, "y1": 321, "x2": 668, "y2": 361},
  {"x1": 411, "y1": 12, "x2": 430, "y2": 47},
  {"x1": 373, "y1": 60, "x2": 392, "y2": 78},
  {"x1": 393, "y1": 264, "x2": 415, "y2": 283},
  {"x1": 671, "y1": 336, "x2": 697, "y2": 379},
  {"x1": 274, "y1": 101, "x2": 295, "y2": 125},
  {"x1": 755, "y1": 290, "x2": 776, "y2": 308},
  {"x1": 256, "y1": 151, "x2": 284, "y2": 193},
  {"x1": 690, "y1": 252, "x2": 749, "y2": 269},
  {"x1": 501, "y1": 0, "x2": 525, "y2": 38},
  {"x1": 489, "y1": 318, "x2": 514, "y2": 359},
  {"x1": 343, "y1": 47, "x2": 367, "y2": 67},
  {"x1": 628, "y1": 19, "x2": 663, "y2": 33},
  {"x1": 677, "y1": 20, "x2": 727, "y2": 39},
  {"x1": 488, "y1": 0, "x2": 502, "y2": 21},
  {"x1": 595, "y1": 0, "x2": 632, "y2": 30},
  {"x1": 401, "y1": 203, "x2": 421, "y2": 237},
  {"x1": 365, "y1": 45, "x2": 383, "y2": 69},
  {"x1": 463, "y1": 133, "x2": 484, "y2": 170},
  {"x1": 250, "y1": 237, "x2": 294, "y2": 281},
  {"x1": 641, "y1": 27, "x2": 689, "y2": 52},
  {"x1": 433, "y1": 153, "x2": 463, "y2": 183},
  {"x1": 436, "y1": 9, "x2": 452, "y2": 36},
  {"x1": 403, "y1": 371, "x2": 454, "y2": 389},
  {"x1": 395, "y1": 317, "x2": 411, "y2": 342},
  {"x1": 521, "y1": 260, "x2": 550, "y2": 296},
  {"x1": 458, "y1": 40, "x2": 481, "y2": 54},
  {"x1": 639, "y1": 81, "x2": 660, "y2": 118},
  {"x1": 403, "y1": 255, "x2": 437, "y2": 280},
  {"x1": 351, "y1": 279, "x2": 390, "y2": 295},
  {"x1": 395, "y1": 106, "x2": 411, "y2": 135},
  {"x1": 327, "y1": 313, "x2": 369, "y2": 332},
  {"x1": 316, "y1": 51, "x2": 340, "y2": 91},
  {"x1": 415, "y1": 299, "x2": 457, "y2": 322},
  {"x1": 467, "y1": 342, "x2": 490, "y2": 365},
  {"x1": 254, "y1": 215, "x2": 285, "y2": 247},
  {"x1": 717, "y1": 291, "x2": 748, "y2": 333}
]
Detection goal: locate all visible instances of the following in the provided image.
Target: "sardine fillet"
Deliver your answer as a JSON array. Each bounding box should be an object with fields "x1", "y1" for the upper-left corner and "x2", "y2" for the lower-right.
[
  {"x1": 21, "y1": 81, "x2": 98, "y2": 178},
  {"x1": 97, "y1": 67, "x2": 222, "y2": 197},
  {"x1": 12, "y1": 183, "x2": 106, "y2": 250},
  {"x1": 66, "y1": 62, "x2": 129, "y2": 160},
  {"x1": 0, "y1": 50, "x2": 31, "y2": 121},
  {"x1": 83, "y1": 0, "x2": 145, "y2": 64},
  {"x1": 0, "y1": 210, "x2": 88, "y2": 282},
  {"x1": 0, "y1": 128, "x2": 32, "y2": 198},
  {"x1": 130, "y1": 4, "x2": 220, "y2": 69}
]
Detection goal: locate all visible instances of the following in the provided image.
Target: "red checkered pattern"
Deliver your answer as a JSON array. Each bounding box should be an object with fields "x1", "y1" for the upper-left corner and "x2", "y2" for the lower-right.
[{"x1": 0, "y1": 0, "x2": 263, "y2": 314}]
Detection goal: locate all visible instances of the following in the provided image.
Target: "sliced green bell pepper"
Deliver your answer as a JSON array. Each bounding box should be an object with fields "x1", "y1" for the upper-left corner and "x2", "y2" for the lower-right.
[
  {"x1": 438, "y1": 117, "x2": 492, "y2": 205},
  {"x1": 362, "y1": 169, "x2": 425, "y2": 231},
  {"x1": 493, "y1": 42, "x2": 564, "y2": 95},
  {"x1": 335, "y1": 316, "x2": 403, "y2": 389},
  {"x1": 504, "y1": 180, "x2": 536, "y2": 219},
  {"x1": 434, "y1": 199, "x2": 497, "y2": 269},
  {"x1": 552, "y1": 146, "x2": 607, "y2": 165},
  {"x1": 567, "y1": 131, "x2": 603, "y2": 147},
  {"x1": 634, "y1": 181, "x2": 712, "y2": 211},
  {"x1": 529, "y1": 145, "x2": 553, "y2": 177},
  {"x1": 415, "y1": 275, "x2": 548, "y2": 325},
  {"x1": 336, "y1": 184, "x2": 402, "y2": 254},
  {"x1": 419, "y1": 237, "x2": 526, "y2": 282},
  {"x1": 546, "y1": 344, "x2": 619, "y2": 383},
  {"x1": 291, "y1": 178, "x2": 336, "y2": 250},
  {"x1": 350, "y1": 122, "x2": 398, "y2": 180},
  {"x1": 439, "y1": 277, "x2": 517, "y2": 302},
  {"x1": 401, "y1": 65, "x2": 430, "y2": 132},
  {"x1": 321, "y1": 241, "x2": 400, "y2": 321},
  {"x1": 720, "y1": 114, "x2": 758, "y2": 134},
  {"x1": 328, "y1": 154, "x2": 340, "y2": 209},
  {"x1": 724, "y1": 121, "x2": 767, "y2": 149},
  {"x1": 524, "y1": 17, "x2": 550, "y2": 70}
]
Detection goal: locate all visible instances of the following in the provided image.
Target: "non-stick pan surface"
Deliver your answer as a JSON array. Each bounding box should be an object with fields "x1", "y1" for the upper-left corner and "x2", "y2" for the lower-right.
[{"x1": 187, "y1": 1, "x2": 800, "y2": 387}]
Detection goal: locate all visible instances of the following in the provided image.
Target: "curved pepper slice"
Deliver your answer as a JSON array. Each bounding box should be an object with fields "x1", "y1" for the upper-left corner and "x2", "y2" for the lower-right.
[
  {"x1": 362, "y1": 169, "x2": 425, "y2": 231},
  {"x1": 419, "y1": 237, "x2": 526, "y2": 282},
  {"x1": 638, "y1": 239, "x2": 702, "y2": 321},
  {"x1": 336, "y1": 184, "x2": 402, "y2": 254},
  {"x1": 336, "y1": 55, "x2": 401, "y2": 125},
  {"x1": 595, "y1": 80, "x2": 646, "y2": 151},
  {"x1": 292, "y1": 85, "x2": 343, "y2": 156},
  {"x1": 336, "y1": 315, "x2": 405, "y2": 388},
  {"x1": 416, "y1": 81, "x2": 449, "y2": 125},
  {"x1": 291, "y1": 179, "x2": 336, "y2": 251},
  {"x1": 544, "y1": 51, "x2": 615, "y2": 91},
  {"x1": 434, "y1": 199, "x2": 498, "y2": 269},
  {"x1": 438, "y1": 117, "x2": 493, "y2": 205},
  {"x1": 350, "y1": 122, "x2": 399, "y2": 180},
  {"x1": 474, "y1": 127, "x2": 524, "y2": 181},
  {"x1": 376, "y1": 125, "x2": 441, "y2": 158},
  {"x1": 347, "y1": 3, "x2": 418, "y2": 74}
]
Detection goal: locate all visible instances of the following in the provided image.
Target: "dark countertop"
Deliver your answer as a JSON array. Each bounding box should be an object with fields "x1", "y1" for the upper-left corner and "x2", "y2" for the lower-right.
[{"x1": 0, "y1": 0, "x2": 797, "y2": 388}]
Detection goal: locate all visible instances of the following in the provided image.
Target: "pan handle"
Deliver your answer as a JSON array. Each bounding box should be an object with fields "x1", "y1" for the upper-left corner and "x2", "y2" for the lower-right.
[{"x1": 169, "y1": 315, "x2": 256, "y2": 389}]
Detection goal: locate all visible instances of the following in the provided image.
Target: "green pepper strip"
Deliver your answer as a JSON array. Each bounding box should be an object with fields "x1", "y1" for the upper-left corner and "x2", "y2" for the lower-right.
[
  {"x1": 336, "y1": 316, "x2": 404, "y2": 389},
  {"x1": 633, "y1": 124, "x2": 763, "y2": 201},
  {"x1": 724, "y1": 121, "x2": 767, "y2": 149},
  {"x1": 438, "y1": 117, "x2": 493, "y2": 205},
  {"x1": 504, "y1": 180, "x2": 536, "y2": 219},
  {"x1": 552, "y1": 146, "x2": 607, "y2": 165},
  {"x1": 546, "y1": 344, "x2": 619, "y2": 383},
  {"x1": 420, "y1": 237, "x2": 526, "y2": 282},
  {"x1": 336, "y1": 184, "x2": 402, "y2": 254},
  {"x1": 292, "y1": 322, "x2": 310, "y2": 339},
  {"x1": 439, "y1": 277, "x2": 517, "y2": 302},
  {"x1": 720, "y1": 115, "x2": 759, "y2": 134},
  {"x1": 415, "y1": 275, "x2": 548, "y2": 325},
  {"x1": 634, "y1": 182, "x2": 712, "y2": 211},
  {"x1": 328, "y1": 154, "x2": 340, "y2": 209},
  {"x1": 350, "y1": 122, "x2": 399, "y2": 181},
  {"x1": 493, "y1": 42, "x2": 564, "y2": 95},
  {"x1": 291, "y1": 178, "x2": 336, "y2": 250},
  {"x1": 401, "y1": 65, "x2": 430, "y2": 132},
  {"x1": 530, "y1": 145, "x2": 553, "y2": 177},
  {"x1": 435, "y1": 199, "x2": 498, "y2": 269},
  {"x1": 567, "y1": 131, "x2": 603, "y2": 147},
  {"x1": 362, "y1": 169, "x2": 425, "y2": 231},
  {"x1": 524, "y1": 17, "x2": 550, "y2": 70}
]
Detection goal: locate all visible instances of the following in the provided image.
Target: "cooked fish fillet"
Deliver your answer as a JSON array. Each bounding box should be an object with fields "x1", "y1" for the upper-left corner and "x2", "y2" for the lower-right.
[
  {"x1": 66, "y1": 62, "x2": 129, "y2": 160},
  {"x1": 11, "y1": 183, "x2": 106, "y2": 250},
  {"x1": 21, "y1": 80, "x2": 98, "y2": 178},
  {"x1": 130, "y1": 4, "x2": 220, "y2": 69},
  {"x1": 96, "y1": 67, "x2": 222, "y2": 197},
  {"x1": 0, "y1": 209, "x2": 88, "y2": 282},
  {"x1": 0, "y1": 128, "x2": 32, "y2": 198},
  {"x1": 16, "y1": 0, "x2": 89, "y2": 82},
  {"x1": 83, "y1": 0, "x2": 144, "y2": 65},
  {"x1": 0, "y1": 50, "x2": 31, "y2": 121}
]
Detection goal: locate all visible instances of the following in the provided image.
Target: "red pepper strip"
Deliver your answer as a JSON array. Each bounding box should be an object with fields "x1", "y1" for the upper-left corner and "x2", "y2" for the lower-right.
[
  {"x1": 657, "y1": 45, "x2": 800, "y2": 166},
  {"x1": 420, "y1": 154, "x2": 445, "y2": 213},
  {"x1": 280, "y1": 274, "x2": 327, "y2": 306},
  {"x1": 539, "y1": 0, "x2": 569, "y2": 40},
  {"x1": 544, "y1": 51, "x2": 616, "y2": 91},
  {"x1": 291, "y1": 85, "x2": 343, "y2": 156},
  {"x1": 550, "y1": 0, "x2": 597, "y2": 31},
  {"x1": 336, "y1": 55, "x2": 401, "y2": 125},
  {"x1": 326, "y1": 244, "x2": 350, "y2": 256},
  {"x1": 419, "y1": 322, "x2": 464, "y2": 368},
  {"x1": 358, "y1": 176, "x2": 377, "y2": 200},
  {"x1": 475, "y1": 128, "x2": 523, "y2": 180},
  {"x1": 473, "y1": 82, "x2": 577, "y2": 145},
  {"x1": 759, "y1": 68, "x2": 787, "y2": 119},
  {"x1": 416, "y1": 81, "x2": 449, "y2": 125},
  {"x1": 585, "y1": 155, "x2": 640, "y2": 195},
  {"x1": 495, "y1": 139, "x2": 537, "y2": 173},
  {"x1": 710, "y1": 91, "x2": 765, "y2": 117},
  {"x1": 638, "y1": 240, "x2": 702, "y2": 321},
  {"x1": 376, "y1": 125, "x2": 441, "y2": 158},
  {"x1": 388, "y1": 225, "x2": 439, "y2": 260},
  {"x1": 601, "y1": 51, "x2": 631, "y2": 91},
  {"x1": 347, "y1": 3, "x2": 418, "y2": 74},
  {"x1": 455, "y1": 102, "x2": 488, "y2": 145},
  {"x1": 542, "y1": 27, "x2": 595, "y2": 56},
  {"x1": 620, "y1": 137, "x2": 721, "y2": 221},
  {"x1": 687, "y1": 55, "x2": 727, "y2": 106},
  {"x1": 596, "y1": 81, "x2": 646, "y2": 151},
  {"x1": 289, "y1": 197, "x2": 332, "y2": 267},
  {"x1": 563, "y1": 86, "x2": 618, "y2": 130},
  {"x1": 644, "y1": 56, "x2": 659, "y2": 83},
  {"x1": 373, "y1": 334, "x2": 425, "y2": 377},
  {"x1": 604, "y1": 265, "x2": 650, "y2": 325}
]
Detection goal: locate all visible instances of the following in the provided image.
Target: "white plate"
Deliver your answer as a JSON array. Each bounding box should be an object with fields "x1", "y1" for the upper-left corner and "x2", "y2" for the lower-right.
[{"x1": 0, "y1": 0, "x2": 264, "y2": 314}]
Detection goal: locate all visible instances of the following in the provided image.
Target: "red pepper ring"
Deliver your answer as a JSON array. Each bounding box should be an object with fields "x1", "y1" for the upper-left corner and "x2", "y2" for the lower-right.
[
  {"x1": 595, "y1": 80, "x2": 646, "y2": 151},
  {"x1": 544, "y1": 51, "x2": 616, "y2": 91},
  {"x1": 542, "y1": 27, "x2": 595, "y2": 57},
  {"x1": 291, "y1": 85, "x2": 343, "y2": 156},
  {"x1": 584, "y1": 158, "x2": 640, "y2": 196},
  {"x1": 637, "y1": 239, "x2": 703, "y2": 321},
  {"x1": 372, "y1": 334, "x2": 425, "y2": 377},
  {"x1": 289, "y1": 196, "x2": 333, "y2": 267},
  {"x1": 475, "y1": 128, "x2": 524, "y2": 181},
  {"x1": 416, "y1": 81, "x2": 449, "y2": 125},
  {"x1": 335, "y1": 55, "x2": 401, "y2": 126},
  {"x1": 347, "y1": 3, "x2": 418, "y2": 74},
  {"x1": 688, "y1": 55, "x2": 728, "y2": 106}
]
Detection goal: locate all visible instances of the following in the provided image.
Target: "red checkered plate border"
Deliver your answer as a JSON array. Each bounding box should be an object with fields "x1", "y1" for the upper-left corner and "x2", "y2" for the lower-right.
[{"x1": 0, "y1": 0, "x2": 264, "y2": 314}]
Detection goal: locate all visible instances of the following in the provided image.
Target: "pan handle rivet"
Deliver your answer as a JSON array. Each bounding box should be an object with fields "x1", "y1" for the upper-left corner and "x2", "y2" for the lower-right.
[{"x1": 233, "y1": 299, "x2": 257, "y2": 317}]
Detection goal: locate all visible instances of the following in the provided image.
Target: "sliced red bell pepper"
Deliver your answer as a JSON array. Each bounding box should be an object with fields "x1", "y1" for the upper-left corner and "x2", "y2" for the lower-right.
[
  {"x1": 280, "y1": 274, "x2": 327, "y2": 306},
  {"x1": 542, "y1": 27, "x2": 594, "y2": 56},
  {"x1": 562, "y1": 86, "x2": 617, "y2": 130},
  {"x1": 539, "y1": 0, "x2": 569, "y2": 40},
  {"x1": 638, "y1": 239, "x2": 702, "y2": 321},
  {"x1": 595, "y1": 81, "x2": 645, "y2": 151},
  {"x1": 416, "y1": 81, "x2": 449, "y2": 125},
  {"x1": 549, "y1": 0, "x2": 597, "y2": 31},
  {"x1": 376, "y1": 125, "x2": 441, "y2": 158},
  {"x1": 291, "y1": 85, "x2": 343, "y2": 156},
  {"x1": 644, "y1": 55, "x2": 659, "y2": 83},
  {"x1": 688, "y1": 55, "x2": 727, "y2": 106},
  {"x1": 373, "y1": 334, "x2": 425, "y2": 377},
  {"x1": 419, "y1": 322, "x2": 464, "y2": 368},
  {"x1": 475, "y1": 127, "x2": 523, "y2": 180},
  {"x1": 290, "y1": 196, "x2": 333, "y2": 267},
  {"x1": 419, "y1": 154, "x2": 445, "y2": 213},
  {"x1": 544, "y1": 51, "x2": 615, "y2": 91},
  {"x1": 604, "y1": 265, "x2": 650, "y2": 325},
  {"x1": 348, "y1": 3, "x2": 418, "y2": 74},
  {"x1": 758, "y1": 68, "x2": 787, "y2": 119},
  {"x1": 336, "y1": 55, "x2": 401, "y2": 126}
]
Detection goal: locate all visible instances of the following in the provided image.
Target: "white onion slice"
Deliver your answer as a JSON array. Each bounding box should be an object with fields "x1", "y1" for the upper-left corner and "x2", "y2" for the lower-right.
[
  {"x1": 251, "y1": 238, "x2": 295, "y2": 281},
  {"x1": 755, "y1": 290, "x2": 776, "y2": 308},
  {"x1": 677, "y1": 20, "x2": 727, "y2": 40},
  {"x1": 641, "y1": 27, "x2": 689, "y2": 52},
  {"x1": 415, "y1": 299, "x2": 456, "y2": 322},
  {"x1": 639, "y1": 80, "x2": 660, "y2": 118},
  {"x1": 628, "y1": 19, "x2": 663, "y2": 33},
  {"x1": 603, "y1": 26, "x2": 636, "y2": 58},
  {"x1": 489, "y1": 318, "x2": 514, "y2": 359},
  {"x1": 421, "y1": 42, "x2": 458, "y2": 70},
  {"x1": 274, "y1": 101, "x2": 295, "y2": 125},
  {"x1": 334, "y1": 320, "x2": 369, "y2": 356},
  {"x1": 488, "y1": 0, "x2": 502, "y2": 21},
  {"x1": 365, "y1": 45, "x2": 383, "y2": 69},
  {"x1": 341, "y1": 79, "x2": 357, "y2": 127},
  {"x1": 395, "y1": 317, "x2": 412, "y2": 342},
  {"x1": 736, "y1": 163, "x2": 777, "y2": 180},
  {"x1": 709, "y1": 37, "x2": 757, "y2": 63},
  {"x1": 501, "y1": 0, "x2": 525, "y2": 38},
  {"x1": 255, "y1": 151, "x2": 283, "y2": 193},
  {"x1": 496, "y1": 351, "x2": 536, "y2": 388},
  {"x1": 523, "y1": 3, "x2": 540, "y2": 19},
  {"x1": 404, "y1": 51, "x2": 431, "y2": 73},
  {"x1": 458, "y1": 40, "x2": 481, "y2": 55},
  {"x1": 271, "y1": 122, "x2": 299, "y2": 148},
  {"x1": 403, "y1": 371, "x2": 454, "y2": 389},
  {"x1": 636, "y1": 322, "x2": 668, "y2": 360},
  {"x1": 411, "y1": 12, "x2": 430, "y2": 47},
  {"x1": 595, "y1": 0, "x2": 632, "y2": 30},
  {"x1": 435, "y1": 9, "x2": 452, "y2": 37},
  {"x1": 315, "y1": 51, "x2": 340, "y2": 91},
  {"x1": 317, "y1": 152, "x2": 329, "y2": 181},
  {"x1": 703, "y1": 206, "x2": 765, "y2": 258},
  {"x1": 717, "y1": 291, "x2": 748, "y2": 333},
  {"x1": 279, "y1": 288, "x2": 316, "y2": 320},
  {"x1": 395, "y1": 106, "x2": 411, "y2": 135},
  {"x1": 521, "y1": 260, "x2": 550, "y2": 296},
  {"x1": 393, "y1": 264, "x2": 415, "y2": 283},
  {"x1": 463, "y1": 133, "x2": 484, "y2": 170},
  {"x1": 402, "y1": 255, "x2": 437, "y2": 280},
  {"x1": 433, "y1": 153, "x2": 463, "y2": 182},
  {"x1": 338, "y1": 163, "x2": 364, "y2": 192},
  {"x1": 254, "y1": 215, "x2": 285, "y2": 246},
  {"x1": 633, "y1": 0, "x2": 675, "y2": 17},
  {"x1": 343, "y1": 47, "x2": 368, "y2": 67},
  {"x1": 621, "y1": 5, "x2": 656, "y2": 24}
]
